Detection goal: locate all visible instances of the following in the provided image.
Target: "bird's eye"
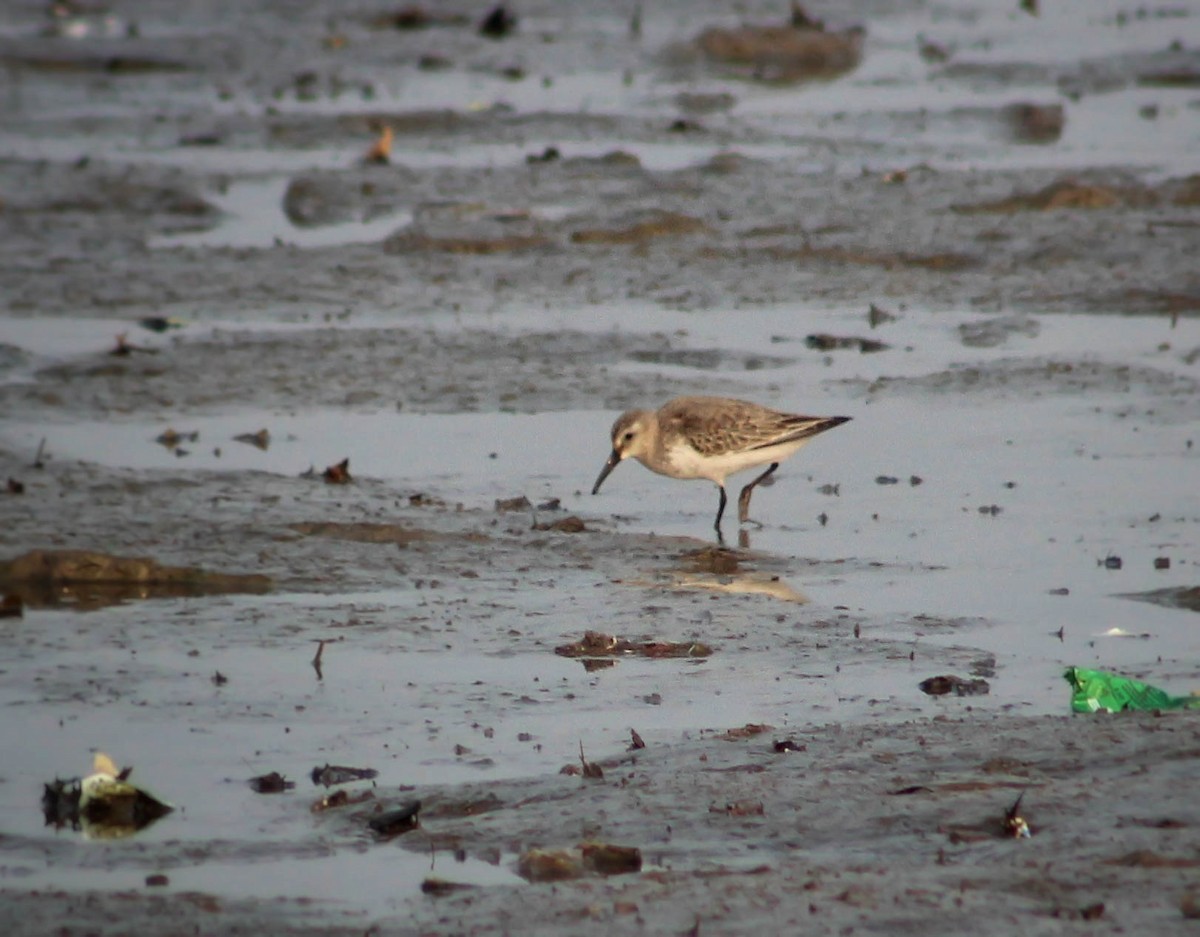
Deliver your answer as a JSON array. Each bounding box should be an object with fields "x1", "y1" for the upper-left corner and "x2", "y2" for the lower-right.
[{"x1": 622, "y1": 431, "x2": 634, "y2": 442}]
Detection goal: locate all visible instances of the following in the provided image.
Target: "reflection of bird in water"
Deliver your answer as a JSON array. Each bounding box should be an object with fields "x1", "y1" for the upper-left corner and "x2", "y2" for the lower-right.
[{"x1": 592, "y1": 396, "x2": 850, "y2": 539}]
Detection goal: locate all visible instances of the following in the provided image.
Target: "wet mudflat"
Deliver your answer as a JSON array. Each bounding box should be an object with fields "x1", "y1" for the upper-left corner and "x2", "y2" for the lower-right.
[{"x1": 1, "y1": 0, "x2": 1199, "y2": 934}]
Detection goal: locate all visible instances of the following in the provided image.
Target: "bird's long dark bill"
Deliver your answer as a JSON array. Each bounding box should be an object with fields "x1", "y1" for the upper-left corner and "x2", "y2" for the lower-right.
[{"x1": 591, "y1": 450, "x2": 621, "y2": 495}]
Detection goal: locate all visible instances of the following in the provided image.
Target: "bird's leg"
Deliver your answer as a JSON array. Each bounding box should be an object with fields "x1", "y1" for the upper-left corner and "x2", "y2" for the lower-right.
[
  {"x1": 714, "y1": 484, "x2": 728, "y2": 540},
  {"x1": 738, "y1": 462, "x2": 779, "y2": 524}
]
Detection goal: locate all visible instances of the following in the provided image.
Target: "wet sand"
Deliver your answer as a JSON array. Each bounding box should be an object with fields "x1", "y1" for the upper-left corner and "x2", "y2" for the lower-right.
[{"x1": 1, "y1": 0, "x2": 1198, "y2": 933}]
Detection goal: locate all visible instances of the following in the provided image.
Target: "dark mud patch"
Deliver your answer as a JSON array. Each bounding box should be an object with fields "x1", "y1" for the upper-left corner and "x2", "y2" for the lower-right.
[
  {"x1": 287, "y1": 521, "x2": 480, "y2": 546},
  {"x1": 0, "y1": 325, "x2": 757, "y2": 419},
  {"x1": 0, "y1": 549, "x2": 271, "y2": 610},
  {"x1": 1116, "y1": 586, "x2": 1200, "y2": 614},
  {"x1": 841, "y1": 356, "x2": 1200, "y2": 412}
]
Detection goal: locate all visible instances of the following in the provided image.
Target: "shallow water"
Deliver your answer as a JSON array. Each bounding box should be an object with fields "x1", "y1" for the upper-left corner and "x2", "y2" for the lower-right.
[{"x1": 2, "y1": 0, "x2": 1199, "y2": 928}]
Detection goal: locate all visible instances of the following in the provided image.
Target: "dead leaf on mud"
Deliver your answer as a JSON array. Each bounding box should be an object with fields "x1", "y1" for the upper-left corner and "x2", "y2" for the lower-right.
[
  {"x1": 233, "y1": 428, "x2": 271, "y2": 450},
  {"x1": 581, "y1": 842, "x2": 642, "y2": 875},
  {"x1": 1003, "y1": 791, "x2": 1032, "y2": 839},
  {"x1": 363, "y1": 125, "x2": 393, "y2": 165},
  {"x1": 579, "y1": 741, "x2": 604, "y2": 779},
  {"x1": 368, "y1": 800, "x2": 421, "y2": 837},
  {"x1": 154, "y1": 427, "x2": 199, "y2": 449},
  {"x1": 919, "y1": 674, "x2": 990, "y2": 697},
  {"x1": 248, "y1": 771, "x2": 294, "y2": 794},
  {"x1": 693, "y1": 16, "x2": 865, "y2": 84},
  {"x1": 711, "y1": 800, "x2": 765, "y2": 816},
  {"x1": 310, "y1": 764, "x2": 379, "y2": 787},
  {"x1": 555, "y1": 630, "x2": 713, "y2": 659},
  {"x1": 719, "y1": 723, "x2": 774, "y2": 740},
  {"x1": 805, "y1": 333, "x2": 889, "y2": 353},
  {"x1": 516, "y1": 848, "x2": 584, "y2": 882},
  {"x1": 311, "y1": 789, "x2": 374, "y2": 813},
  {"x1": 1006, "y1": 102, "x2": 1065, "y2": 143},
  {"x1": 322, "y1": 457, "x2": 351, "y2": 484},
  {"x1": 629, "y1": 728, "x2": 646, "y2": 751},
  {"x1": 532, "y1": 515, "x2": 587, "y2": 533},
  {"x1": 479, "y1": 4, "x2": 517, "y2": 39},
  {"x1": 421, "y1": 878, "x2": 477, "y2": 896},
  {"x1": 516, "y1": 842, "x2": 641, "y2": 882},
  {"x1": 495, "y1": 495, "x2": 532, "y2": 513}
]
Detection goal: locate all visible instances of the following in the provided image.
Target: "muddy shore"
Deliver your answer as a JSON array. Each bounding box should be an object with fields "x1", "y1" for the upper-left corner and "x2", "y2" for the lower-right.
[{"x1": 1, "y1": 0, "x2": 1199, "y2": 934}]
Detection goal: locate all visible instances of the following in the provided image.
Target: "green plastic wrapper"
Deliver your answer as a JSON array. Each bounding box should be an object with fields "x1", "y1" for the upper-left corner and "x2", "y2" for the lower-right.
[{"x1": 1064, "y1": 667, "x2": 1200, "y2": 714}]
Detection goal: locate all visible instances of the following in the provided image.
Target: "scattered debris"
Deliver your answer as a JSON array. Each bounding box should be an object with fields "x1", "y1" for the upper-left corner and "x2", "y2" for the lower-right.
[
  {"x1": 368, "y1": 800, "x2": 421, "y2": 836},
  {"x1": 517, "y1": 848, "x2": 583, "y2": 882},
  {"x1": 712, "y1": 800, "x2": 764, "y2": 816},
  {"x1": 495, "y1": 495, "x2": 533, "y2": 513},
  {"x1": 6, "y1": 478, "x2": 23, "y2": 494},
  {"x1": 1064, "y1": 667, "x2": 1200, "y2": 713},
  {"x1": 693, "y1": 15, "x2": 865, "y2": 84},
  {"x1": 719, "y1": 723, "x2": 773, "y2": 740},
  {"x1": 1101, "y1": 554, "x2": 1123, "y2": 570},
  {"x1": 211, "y1": 670, "x2": 227, "y2": 686},
  {"x1": 109, "y1": 332, "x2": 154, "y2": 356},
  {"x1": 311, "y1": 789, "x2": 374, "y2": 813},
  {"x1": 310, "y1": 764, "x2": 378, "y2": 787},
  {"x1": 363, "y1": 125, "x2": 393, "y2": 165},
  {"x1": 43, "y1": 753, "x2": 173, "y2": 838},
  {"x1": 137, "y1": 316, "x2": 184, "y2": 333},
  {"x1": 248, "y1": 771, "x2": 295, "y2": 794},
  {"x1": 867, "y1": 303, "x2": 897, "y2": 327},
  {"x1": 516, "y1": 842, "x2": 641, "y2": 882},
  {"x1": 579, "y1": 741, "x2": 604, "y2": 779},
  {"x1": 154, "y1": 428, "x2": 199, "y2": 449},
  {"x1": 773, "y1": 738, "x2": 805, "y2": 753},
  {"x1": 322, "y1": 458, "x2": 352, "y2": 484},
  {"x1": 919, "y1": 675, "x2": 991, "y2": 697},
  {"x1": 805, "y1": 333, "x2": 888, "y2": 353},
  {"x1": 526, "y1": 145, "x2": 561, "y2": 164},
  {"x1": 478, "y1": 4, "x2": 516, "y2": 39},
  {"x1": 581, "y1": 842, "x2": 642, "y2": 875},
  {"x1": 1006, "y1": 103, "x2": 1065, "y2": 144},
  {"x1": 421, "y1": 878, "x2": 477, "y2": 896},
  {"x1": 312, "y1": 639, "x2": 327, "y2": 678},
  {"x1": 532, "y1": 515, "x2": 587, "y2": 533},
  {"x1": 1003, "y1": 791, "x2": 1032, "y2": 839},
  {"x1": 233, "y1": 428, "x2": 270, "y2": 450},
  {"x1": 555, "y1": 631, "x2": 713, "y2": 660},
  {"x1": 628, "y1": 728, "x2": 646, "y2": 751}
]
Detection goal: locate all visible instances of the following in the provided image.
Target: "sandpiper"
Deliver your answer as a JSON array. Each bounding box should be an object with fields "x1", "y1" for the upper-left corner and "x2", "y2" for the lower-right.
[{"x1": 591, "y1": 396, "x2": 850, "y2": 536}]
